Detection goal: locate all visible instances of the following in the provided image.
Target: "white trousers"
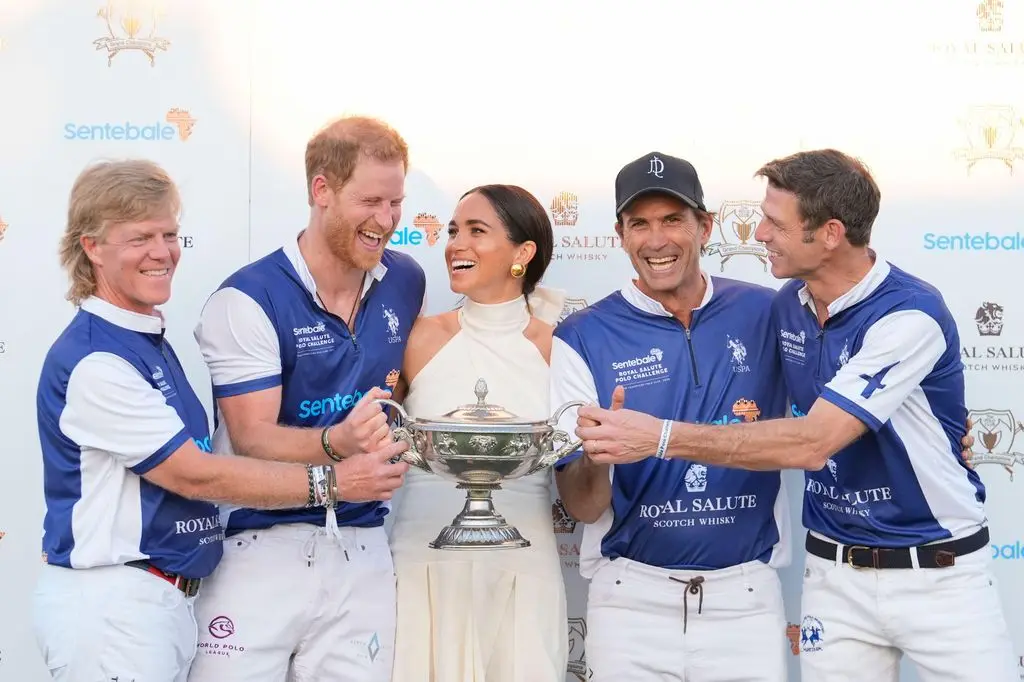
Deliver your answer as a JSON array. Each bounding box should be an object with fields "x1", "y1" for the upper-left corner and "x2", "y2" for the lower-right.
[
  {"x1": 33, "y1": 562, "x2": 199, "y2": 682},
  {"x1": 186, "y1": 522, "x2": 396, "y2": 682},
  {"x1": 799, "y1": 543, "x2": 1017, "y2": 681},
  {"x1": 586, "y1": 558, "x2": 788, "y2": 682}
]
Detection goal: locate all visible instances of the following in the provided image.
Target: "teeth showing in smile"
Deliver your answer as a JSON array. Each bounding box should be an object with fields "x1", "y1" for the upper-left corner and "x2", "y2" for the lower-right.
[
  {"x1": 451, "y1": 259, "x2": 477, "y2": 271},
  {"x1": 359, "y1": 229, "x2": 383, "y2": 245},
  {"x1": 645, "y1": 255, "x2": 678, "y2": 272},
  {"x1": 142, "y1": 269, "x2": 169, "y2": 277}
]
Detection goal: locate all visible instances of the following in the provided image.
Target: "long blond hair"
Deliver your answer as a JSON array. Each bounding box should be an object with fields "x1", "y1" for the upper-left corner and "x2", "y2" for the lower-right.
[{"x1": 59, "y1": 159, "x2": 181, "y2": 306}]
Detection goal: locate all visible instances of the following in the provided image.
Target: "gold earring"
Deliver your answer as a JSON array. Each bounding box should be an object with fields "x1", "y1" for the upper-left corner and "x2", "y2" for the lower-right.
[{"x1": 510, "y1": 263, "x2": 526, "y2": 278}]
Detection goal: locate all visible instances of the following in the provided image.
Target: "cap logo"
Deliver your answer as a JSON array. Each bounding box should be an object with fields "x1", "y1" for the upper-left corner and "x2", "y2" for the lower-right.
[{"x1": 647, "y1": 155, "x2": 665, "y2": 179}]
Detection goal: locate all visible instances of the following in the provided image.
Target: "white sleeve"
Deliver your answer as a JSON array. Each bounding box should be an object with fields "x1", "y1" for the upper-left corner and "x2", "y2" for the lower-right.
[
  {"x1": 193, "y1": 287, "x2": 282, "y2": 399},
  {"x1": 550, "y1": 336, "x2": 599, "y2": 469},
  {"x1": 60, "y1": 352, "x2": 190, "y2": 474},
  {"x1": 821, "y1": 309, "x2": 946, "y2": 431}
]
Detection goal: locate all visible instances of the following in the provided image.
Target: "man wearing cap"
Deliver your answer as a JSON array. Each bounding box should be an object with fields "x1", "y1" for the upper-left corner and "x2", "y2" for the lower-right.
[
  {"x1": 571, "y1": 149, "x2": 1013, "y2": 681},
  {"x1": 550, "y1": 151, "x2": 792, "y2": 681}
]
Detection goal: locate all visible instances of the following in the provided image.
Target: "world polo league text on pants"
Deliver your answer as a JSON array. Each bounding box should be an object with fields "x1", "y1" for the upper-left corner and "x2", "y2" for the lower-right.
[{"x1": 551, "y1": 280, "x2": 791, "y2": 682}]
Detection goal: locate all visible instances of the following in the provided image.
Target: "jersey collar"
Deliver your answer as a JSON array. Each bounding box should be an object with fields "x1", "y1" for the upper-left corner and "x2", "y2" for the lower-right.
[
  {"x1": 81, "y1": 296, "x2": 164, "y2": 335},
  {"x1": 620, "y1": 271, "x2": 714, "y2": 317},
  {"x1": 796, "y1": 250, "x2": 891, "y2": 318},
  {"x1": 284, "y1": 232, "x2": 387, "y2": 310}
]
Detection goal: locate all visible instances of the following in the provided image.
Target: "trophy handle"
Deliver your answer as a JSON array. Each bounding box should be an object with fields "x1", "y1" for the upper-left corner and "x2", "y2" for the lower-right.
[
  {"x1": 373, "y1": 399, "x2": 430, "y2": 472},
  {"x1": 549, "y1": 399, "x2": 587, "y2": 425},
  {"x1": 526, "y1": 428, "x2": 584, "y2": 476}
]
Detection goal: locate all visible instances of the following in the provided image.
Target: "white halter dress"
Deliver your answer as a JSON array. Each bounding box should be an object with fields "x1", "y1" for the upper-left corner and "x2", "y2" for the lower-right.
[{"x1": 389, "y1": 289, "x2": 568, "y2": 682}]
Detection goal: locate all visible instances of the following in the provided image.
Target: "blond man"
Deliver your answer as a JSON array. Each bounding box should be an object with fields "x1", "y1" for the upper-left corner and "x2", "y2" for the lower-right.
[
  {"x1": 33, "y1": 159, "x2": 407, "y2": 682},
  {"x1": 187, "y1": 116, "x2": 426, "y2": 682}
]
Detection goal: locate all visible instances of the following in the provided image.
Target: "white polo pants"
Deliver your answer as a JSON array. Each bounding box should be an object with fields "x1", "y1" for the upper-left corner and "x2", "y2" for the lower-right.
[
  {"x1": 186, "y1": 522, "x2": 396, "y2": 682},
  {"x1": 799, "y1": 543, "x2": 1017, "y2": 681},
  {"x1": 33, "y1": 563, "x2": 199, "y2": 682},
  {"x1": 585, "y1": 558, "x2": 788, "y2": 682}
]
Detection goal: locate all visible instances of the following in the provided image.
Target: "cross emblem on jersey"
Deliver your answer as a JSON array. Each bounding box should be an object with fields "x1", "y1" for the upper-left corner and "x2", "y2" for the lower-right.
[{"x1": 858, "y1": 362, "x2": 900, "y2": 399}]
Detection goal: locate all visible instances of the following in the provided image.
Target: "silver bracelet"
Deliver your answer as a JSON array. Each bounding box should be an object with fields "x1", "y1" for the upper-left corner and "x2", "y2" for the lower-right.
[
  {"x1": 655, "y1": 419, "x2": 673, "y2": 460},
  {"x1": 309, "y1": 465, "x2": 331, "y2": 507}
]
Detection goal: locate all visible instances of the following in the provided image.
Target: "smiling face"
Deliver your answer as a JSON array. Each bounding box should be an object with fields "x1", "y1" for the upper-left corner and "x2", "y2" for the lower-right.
[
  {"x1": 444, "y1": 191, "x2": 535, "y2": 304},
  {"x1": 82, "y1": 213, "x2": 181, "y2": 315},
  {"x1": 317, "y1": 156, "x2": 406, "y2": 271},
  {"x1": 616, "y1": 193, "x2": 711, "y2": 300},
  {"x1": 754, "y1": 184, "x2": 825, "y2": 280}
]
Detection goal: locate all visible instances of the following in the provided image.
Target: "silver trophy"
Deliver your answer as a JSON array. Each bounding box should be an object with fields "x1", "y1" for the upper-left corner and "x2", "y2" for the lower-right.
[{"x1": 375, "y1": 378, "x2": 584, "y2": 550}]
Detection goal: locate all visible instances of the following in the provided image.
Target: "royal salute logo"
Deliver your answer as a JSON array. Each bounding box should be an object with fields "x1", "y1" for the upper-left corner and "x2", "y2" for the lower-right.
[
  {"x1": 704, "y1": 200, "x2": 768, "y2": 272},
  {"x1": 95, "y1": 1, "x2": 171, "y2": 66},
  {"x1": 966, "y1": 408, "x2": 1024, "y2": 479},
  {"x1": 552, "y1": 499, "x2": 577, "y2": 534},
  {"x1": 962, "y1": 301, "x2": 1024, "y2": 373},
  {"x1": 929, "y1": 0, "x2": 1024, "y2": 66},
  {"x1": 953, "y1": 105, "x2": 1024, "y2": 174},
  {"x1": 549, "y1": 191, "x2": 579, "y2": 227},
  {"x1": 557, "y1": 296, "x2": 588, "y2": 324},
  {"x1": 566, "y1": 617, "x2": 591, "y2": 681}
]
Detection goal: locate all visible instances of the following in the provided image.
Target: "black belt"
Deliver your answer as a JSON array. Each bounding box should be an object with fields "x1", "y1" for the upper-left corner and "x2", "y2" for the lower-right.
[
  {"x1": 126, "y1": 560, "x2": 202, "y2": 597},
  {"x1": 805, "y1": 527, "x2": 989, "y2": 569}
]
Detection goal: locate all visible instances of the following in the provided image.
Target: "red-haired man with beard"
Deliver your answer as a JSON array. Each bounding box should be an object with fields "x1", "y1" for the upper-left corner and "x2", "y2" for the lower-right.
[{"x1": 188, "y1": 116, "x2": 426, "y2": 682}]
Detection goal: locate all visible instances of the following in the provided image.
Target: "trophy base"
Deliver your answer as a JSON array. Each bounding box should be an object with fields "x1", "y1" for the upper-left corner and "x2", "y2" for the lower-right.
[{"x1": 428, "y1": 483, "x2": 531, "y2": 550}]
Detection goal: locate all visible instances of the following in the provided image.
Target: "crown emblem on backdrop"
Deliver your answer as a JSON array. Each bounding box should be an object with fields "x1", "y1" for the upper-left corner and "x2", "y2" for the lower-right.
[
  {"x1": 966, "y1": 408, "x2": 1024, "y2": 479},
  {"x1": 732, "y1": 398, "x2": 761, "y2": 422},
  {"x1": 977, "y1": 0, "x2": 1005, "y2": 32},
  {"x1": 954, "y1": 105, "x2": 1024, "y2": 174},
  {"x1": 412, "y1": 213, "x2": 443, "y2": 246},
  {"x1": 385, "y1": 369, "x2": 400, "y2": 390},
  {"x1": 166, "y1": 108, "x2": 196, "y2": 141},
  {"x1": 975, "y1": 301, "x2": 1004, "y2": 336},
  {"x1": 705, "y1": 200, "x2": 769, "y2": 271},
  {"x1": 95, "y1": 1, "x2": 171, "y2": 66},
  {"x1": 549, "y1": 191, "x2": 579, "y2": 227}
]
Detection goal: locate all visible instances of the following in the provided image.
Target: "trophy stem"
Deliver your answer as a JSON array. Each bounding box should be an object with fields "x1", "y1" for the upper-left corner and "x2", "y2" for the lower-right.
[{"x1": 429, "y1": 483, "x2": 531, "y2": 550}]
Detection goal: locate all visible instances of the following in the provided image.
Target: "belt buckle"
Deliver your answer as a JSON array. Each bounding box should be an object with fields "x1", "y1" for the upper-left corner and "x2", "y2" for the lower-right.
[
  {"x1": 174, "y1": 575, "x2": 201, "y2": 598},
  {"x1": 846, "y1": 545, "x2": 877, "y2": 569}
]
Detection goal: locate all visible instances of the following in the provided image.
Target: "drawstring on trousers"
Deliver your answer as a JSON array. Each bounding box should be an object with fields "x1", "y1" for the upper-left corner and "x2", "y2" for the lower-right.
[
  {"x1": 302, "y1": 506, "x2": 349, "y2": 567},
  {"x1": 669, "y1": 575, "x2": 705, "y2": 634}
]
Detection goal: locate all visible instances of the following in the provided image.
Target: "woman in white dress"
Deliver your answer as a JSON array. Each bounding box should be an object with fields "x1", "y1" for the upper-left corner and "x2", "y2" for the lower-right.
[{"x1": 389, "y1": 184, "x2": 567, "y2": 682}]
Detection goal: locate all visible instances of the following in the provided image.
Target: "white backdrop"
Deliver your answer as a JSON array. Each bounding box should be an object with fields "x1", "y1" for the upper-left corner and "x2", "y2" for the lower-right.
[{"x1": 1, "y1": 1, "x2": 1022, "y2": 680}]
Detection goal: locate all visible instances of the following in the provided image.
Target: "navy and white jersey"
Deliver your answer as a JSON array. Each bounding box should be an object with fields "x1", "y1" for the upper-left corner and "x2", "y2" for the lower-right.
[
  {"x1": 774, "y1": 256, "x2": 986, "y2": 547},
  {"x1": 194, "y1": 236, "x2": 426, "y2": 536},
  {"x1": 551, "y1": 275, "x2": 790, "y2": 577},
  {"x1": 36, "y1": 297, "x2": 222, "y2": 579}
]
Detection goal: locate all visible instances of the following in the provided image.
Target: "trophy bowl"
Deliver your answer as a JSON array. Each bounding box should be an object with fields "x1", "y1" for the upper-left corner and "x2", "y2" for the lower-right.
[{"x1": 375, "y1": 378, "x2": 584, "y2": 550}]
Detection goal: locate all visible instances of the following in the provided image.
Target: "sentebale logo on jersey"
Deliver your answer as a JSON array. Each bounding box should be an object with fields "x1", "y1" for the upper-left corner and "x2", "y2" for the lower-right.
[{"x1": 298, "y1": 390, "x2": 364, "y2": 419}]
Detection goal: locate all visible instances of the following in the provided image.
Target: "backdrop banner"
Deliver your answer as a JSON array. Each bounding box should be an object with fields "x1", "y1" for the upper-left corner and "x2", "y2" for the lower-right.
[{"x1": 1, "y1": 1, "x2": 1022, "y2": 680}]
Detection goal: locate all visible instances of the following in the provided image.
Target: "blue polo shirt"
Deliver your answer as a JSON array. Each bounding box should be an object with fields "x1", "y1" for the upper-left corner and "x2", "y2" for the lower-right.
[
  {"x1": 194, "y1": 237, "x2": 426, "y2": 536},
  {"x1": 37, "y1": 297, "x2": 222, "y2": 579},
  {"x1": 551, "y1": 275, "x2": 790, "y2": 576},
  {"x1": 774, "y1": 255, "x2": 986, "y2": 547}
]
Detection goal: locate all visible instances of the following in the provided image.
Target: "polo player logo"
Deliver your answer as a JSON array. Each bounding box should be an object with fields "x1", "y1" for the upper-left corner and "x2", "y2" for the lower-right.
[
  {"x1": 382, "y1": 306, "x2": 400, "y2": 338},
  {"x1": 727, "y1": 335, "x2": 750, "y2": 373},
  {"x1": 800, "y1": 616, "x2": 825, "y2": 653}
]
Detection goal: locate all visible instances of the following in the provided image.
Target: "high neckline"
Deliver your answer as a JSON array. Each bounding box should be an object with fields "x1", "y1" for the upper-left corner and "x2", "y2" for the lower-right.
[{"x1": 459, "y1": 295, "x2": 530, "y2": 335}]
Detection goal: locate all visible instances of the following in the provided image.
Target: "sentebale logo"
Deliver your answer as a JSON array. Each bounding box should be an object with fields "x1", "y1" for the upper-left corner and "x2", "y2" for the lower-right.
[
  {"x1": 298, "y1": 390, "x2": 364, "y2": 419},
  {"x1": 64, "y1": 108, "x2": 196, "y2": 141}
]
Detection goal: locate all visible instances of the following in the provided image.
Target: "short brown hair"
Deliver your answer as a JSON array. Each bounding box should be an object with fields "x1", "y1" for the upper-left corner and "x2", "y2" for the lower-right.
[
  {"x1": 59, "y1": 159, "x2": 180, "y2": 306},
  {"x1": 755, "y1": 149, "x2": 880, "y2": 247},
  {"x1": 304, "y1": 116, "x2": 409, "y2": 205}
]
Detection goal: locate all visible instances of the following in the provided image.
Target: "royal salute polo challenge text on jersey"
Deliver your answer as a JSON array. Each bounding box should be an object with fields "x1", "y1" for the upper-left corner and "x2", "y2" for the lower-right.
[
  {"x1": 178, "y1": 514, "x2": 224, "y2": 546},
  {"x1": 293, "y1": 320, "x2": 334, "y2": 358},
  {"x1": 612, "y1": 347, "x2": 669, "y2": 388},
  {"x1": 780, "y1": 329, "x2": 807, "y2": 365}
]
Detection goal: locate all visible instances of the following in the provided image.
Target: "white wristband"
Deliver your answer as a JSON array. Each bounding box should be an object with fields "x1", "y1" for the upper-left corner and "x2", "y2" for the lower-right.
[{"x1": 655, "y1": 419, "x2": 673, "y2": 460}]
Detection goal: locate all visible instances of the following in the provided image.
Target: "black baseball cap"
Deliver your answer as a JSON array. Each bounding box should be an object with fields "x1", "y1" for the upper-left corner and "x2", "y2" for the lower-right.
[{"x1": 614, "y1": 151, "x2": 707, "y2": 217}]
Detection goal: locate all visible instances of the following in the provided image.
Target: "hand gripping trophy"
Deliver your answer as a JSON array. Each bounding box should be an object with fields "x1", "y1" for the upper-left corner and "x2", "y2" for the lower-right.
[{"x1": 377, "y1": 378, "x2": 584, "y2": 550}]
